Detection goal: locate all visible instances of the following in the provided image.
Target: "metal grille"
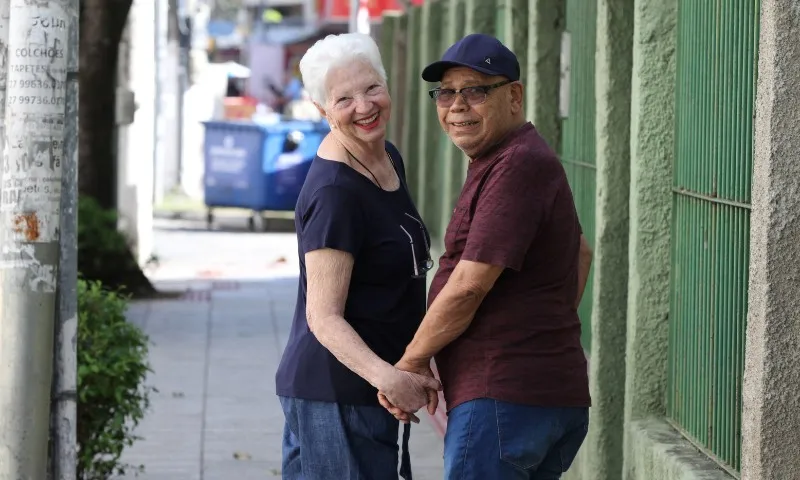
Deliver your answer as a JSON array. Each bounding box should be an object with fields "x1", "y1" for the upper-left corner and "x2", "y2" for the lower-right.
[
  {"x1": 667, "y1": 0, "x2": 759, "y2": 473},
  {"x1": 561, "y1": 0, "x2": 596, "y2": 351}
]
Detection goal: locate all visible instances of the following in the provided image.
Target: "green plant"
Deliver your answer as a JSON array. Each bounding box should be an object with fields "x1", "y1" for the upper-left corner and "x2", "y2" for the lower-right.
[
  {"x1": 78, "y1": 195, "x2": 156, "y2": 297},
  {"x1": 77, "y1": 279, "x2": 155, "y2": 479},
  {"x1": 78, "y1": 196, "x2": 129, "y2": 272}
]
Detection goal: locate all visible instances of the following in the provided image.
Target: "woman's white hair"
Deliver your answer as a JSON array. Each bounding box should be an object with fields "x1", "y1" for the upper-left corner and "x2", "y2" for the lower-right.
[{"x1": 299, "y1": 33, "x2": 387, "y2": 105}]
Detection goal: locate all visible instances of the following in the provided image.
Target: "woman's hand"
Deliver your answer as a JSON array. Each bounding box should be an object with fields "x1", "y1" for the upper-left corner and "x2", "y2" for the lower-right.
[
  {"x1": 374, "y1": 364, "x2": 441, "y2": 418},
  {"x1": 377, "y1": 392, "x2": 421, "y2": 424}
]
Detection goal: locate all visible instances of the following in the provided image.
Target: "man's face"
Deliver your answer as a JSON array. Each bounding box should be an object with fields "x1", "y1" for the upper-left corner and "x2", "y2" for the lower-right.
[{"x1": 436, "y1": 67, "x2": 523, "y2": 159}]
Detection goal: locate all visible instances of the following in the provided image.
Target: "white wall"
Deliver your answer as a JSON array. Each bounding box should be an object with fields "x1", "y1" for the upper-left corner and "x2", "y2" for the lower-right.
[
  {"x1": 153, "y1": 0, "x2": 170, "y2": 205},
  {"x1": 116, "y1": 0, "x2": 156, "y2": 267}
]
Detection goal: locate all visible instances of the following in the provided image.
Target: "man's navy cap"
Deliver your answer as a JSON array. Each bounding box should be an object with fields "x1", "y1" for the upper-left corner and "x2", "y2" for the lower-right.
[{"x1": 421, "y1": 33, "x2": 520, "y2": 82}]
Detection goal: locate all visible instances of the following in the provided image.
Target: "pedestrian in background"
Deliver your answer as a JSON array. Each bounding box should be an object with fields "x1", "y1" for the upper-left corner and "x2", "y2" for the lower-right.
[
  {"x1": 275, "y1": 32, "x2": 440, "y2": 480},
  {"x1": 380, "y1": 33, "x2": 594, "y2": 480}
]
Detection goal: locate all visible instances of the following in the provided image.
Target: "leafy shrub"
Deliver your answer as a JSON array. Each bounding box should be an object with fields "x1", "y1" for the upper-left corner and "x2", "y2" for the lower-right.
[
  {"x1": 77, "y1": 279, "x2": 155, "y2": 479},
  {"x1": 78, "y1": 195, "x2": 155, "y2": 297},
  {"x1": 77, "y1": 196, "x2": 130, "y2": 276}
]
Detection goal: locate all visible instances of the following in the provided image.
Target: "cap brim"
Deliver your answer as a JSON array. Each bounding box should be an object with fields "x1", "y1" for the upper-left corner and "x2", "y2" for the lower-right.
[{"x1": 421, "y1": 60, "x2": 503, "y2": 82}]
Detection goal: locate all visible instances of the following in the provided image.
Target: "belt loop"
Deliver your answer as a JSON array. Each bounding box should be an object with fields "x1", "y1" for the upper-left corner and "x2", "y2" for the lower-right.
[{"x1": 399, "y1": 422, "x2": 412, "y2": 480}]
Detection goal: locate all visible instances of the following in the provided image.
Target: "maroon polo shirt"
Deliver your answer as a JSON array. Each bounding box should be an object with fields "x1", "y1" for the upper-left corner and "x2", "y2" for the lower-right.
[{"x1": 429, "y1": 122, "x2": 591, "y2": 411}]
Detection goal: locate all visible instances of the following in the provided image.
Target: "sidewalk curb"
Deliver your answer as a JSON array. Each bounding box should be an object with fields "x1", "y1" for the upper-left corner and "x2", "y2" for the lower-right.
[{"x1": 153, "y1": 209, "x2": 246, "y2": 222}]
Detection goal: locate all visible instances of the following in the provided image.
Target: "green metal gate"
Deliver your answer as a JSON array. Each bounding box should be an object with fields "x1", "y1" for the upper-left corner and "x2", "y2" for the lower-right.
[
  {"x1": 667, "y1": 0, "x2": 759, "y2": 474},
  {"x1": 561, "y1": 0, "x2": 597, "y2": 351}
]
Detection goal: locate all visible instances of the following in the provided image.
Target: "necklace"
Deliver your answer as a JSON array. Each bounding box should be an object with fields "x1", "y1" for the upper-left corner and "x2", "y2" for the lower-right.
[{"x1": 343, "y1": 147, "x2": 386, "y2": 190}]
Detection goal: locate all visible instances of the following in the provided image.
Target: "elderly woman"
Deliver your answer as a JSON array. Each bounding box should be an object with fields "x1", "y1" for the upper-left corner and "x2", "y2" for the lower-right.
[{"x1": 275, "y1": 33, "x2": 439, "y2": 479}]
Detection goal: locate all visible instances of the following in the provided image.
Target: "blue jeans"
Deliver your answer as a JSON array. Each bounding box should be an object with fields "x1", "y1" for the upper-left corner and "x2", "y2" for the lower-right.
[
  {"x1": 279, "y1": 396, "x2": 411, "y2": 479},
  {"x1": 444, "y1": 399, "x2": 589, "y2": 480}
]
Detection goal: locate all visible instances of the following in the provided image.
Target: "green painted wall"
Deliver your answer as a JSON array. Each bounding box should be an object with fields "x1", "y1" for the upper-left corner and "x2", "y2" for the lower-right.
[
  {"x1": 418, "y1": 0, "x2": 445, "y2": 238},
  {"x1": 389, "y1": 12, "x2": 408, "y2": 146},
  {"x1": 436, "y1": 0, "x2": 467, "y2": 238},
  {"x1": 379, "y1": 12, "x2": 402, "y2": 145},
  {"x1": 623, "y1": 0, "x2": 678, "y2": 477},
  {"x1": 379, "y1": 14, "x2": 397, "y2": 89},
  {"x1": 578, "y1": 0, "x2": 633, "y2": 478},
  {"x1": 629, "y1": 419, "x2": 735, "y2": 480},
  {"x1": 525, "y1": 0, "x2": 564, "y2": 149},
  {"x1": 561, "y1": 0, "x2": 597, "y2": 351},
  {"x1": 505, "y1": 0, "x2": 528, "y2": 83},
  {"x1": 401, "y1": 6, "x2": 423, "y2": 196},
  {"x1": 742, "y1": 2, "x2": 800, "y2": 478},
  {"x1": 466, "y1": 0, "x2": 497, "y2": 35}
]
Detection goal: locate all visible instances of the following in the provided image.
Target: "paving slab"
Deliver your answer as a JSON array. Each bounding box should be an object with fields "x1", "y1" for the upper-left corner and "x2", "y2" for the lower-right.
[{"x1": 114, "y1": 222, "x2": 445, "y2": 479}]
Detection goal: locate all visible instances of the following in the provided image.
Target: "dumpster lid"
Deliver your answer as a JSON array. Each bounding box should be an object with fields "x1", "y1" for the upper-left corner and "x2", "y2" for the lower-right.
[
  {"x1": 202, "y1": 119, "x2": 330, "y2": 133},
  {"x1": 261, "y1": 119, "x2": 330, "y2": 133}
]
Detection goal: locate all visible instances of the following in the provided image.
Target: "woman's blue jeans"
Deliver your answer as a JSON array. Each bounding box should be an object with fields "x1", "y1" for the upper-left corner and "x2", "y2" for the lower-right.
[{"x1": 279, "y1": 396, "x2": 411, "y2": 479}]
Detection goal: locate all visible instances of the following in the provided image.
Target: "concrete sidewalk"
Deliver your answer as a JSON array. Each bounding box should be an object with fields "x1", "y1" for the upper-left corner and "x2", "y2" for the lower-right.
[{"x1": 116, "y1": 221, "x2": 445, "y2": 479}]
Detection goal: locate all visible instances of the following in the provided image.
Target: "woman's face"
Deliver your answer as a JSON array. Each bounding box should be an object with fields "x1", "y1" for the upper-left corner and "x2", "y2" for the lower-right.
[{"x1": 321, "y1": 60, "x2": 391, "y2": 145}]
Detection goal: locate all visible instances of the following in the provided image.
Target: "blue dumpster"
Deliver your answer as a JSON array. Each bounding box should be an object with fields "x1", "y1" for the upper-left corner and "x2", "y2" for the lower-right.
[
  {"x1": 261, "y1": 120, "x2": 329, "y2": 211},
  {"x1": 202, "y1": 119, "x2": 329, "y2": 230}
]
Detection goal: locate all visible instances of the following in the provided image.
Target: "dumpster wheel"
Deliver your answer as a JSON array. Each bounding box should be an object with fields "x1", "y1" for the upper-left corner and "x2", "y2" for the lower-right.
[
  {"x1": 247, "y1": 215, "x2": 256, "y2": 232},
  {"x1": 206, "y1": 209, "x2": 214, "y2": 230}
]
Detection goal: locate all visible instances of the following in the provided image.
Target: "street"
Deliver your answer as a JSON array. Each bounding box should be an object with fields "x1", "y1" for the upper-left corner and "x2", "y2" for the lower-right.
[{"x1": 117, "y1": 216, "x2": 445, "y2": 479}]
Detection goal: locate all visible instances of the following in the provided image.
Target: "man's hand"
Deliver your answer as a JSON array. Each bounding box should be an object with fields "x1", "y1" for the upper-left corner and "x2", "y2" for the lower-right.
[
  {"x1": 396, "y1": 356, "x2": 440, "y2": 415},
  {"x1": 374, "y1": 362, "x2": 441, "y2": 418},
  {"x1": 377, "y1": 356, "x2": 440, "y2": 423}
]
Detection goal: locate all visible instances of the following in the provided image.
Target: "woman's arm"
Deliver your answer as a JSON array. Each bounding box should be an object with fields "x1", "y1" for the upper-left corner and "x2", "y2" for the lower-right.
[{"x1": 305, "y1": 248, "x2": 440, "y2": 412}]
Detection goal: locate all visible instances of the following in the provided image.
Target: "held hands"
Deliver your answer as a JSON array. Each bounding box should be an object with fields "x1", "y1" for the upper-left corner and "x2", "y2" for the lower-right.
[{"x1": 377, "y1": 356, "x2": 440, "y2": 424}]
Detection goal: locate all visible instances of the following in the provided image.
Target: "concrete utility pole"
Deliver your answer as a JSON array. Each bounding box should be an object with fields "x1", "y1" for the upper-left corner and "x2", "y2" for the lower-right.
[
  {"x1": 0, "y1": 3, "x2": 8, "y2": 177},
  {"x1": 0, "y1": 0, "x2": 73, "y2": 478},
  {"x1": 50, "y1": 0, "x2": 79, "y2": 478}
]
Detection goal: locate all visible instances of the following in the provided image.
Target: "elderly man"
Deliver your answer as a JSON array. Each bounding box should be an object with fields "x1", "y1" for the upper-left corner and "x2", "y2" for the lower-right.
[{"x1": 383, "y1": 34, "x2": 593, "y2": 479}]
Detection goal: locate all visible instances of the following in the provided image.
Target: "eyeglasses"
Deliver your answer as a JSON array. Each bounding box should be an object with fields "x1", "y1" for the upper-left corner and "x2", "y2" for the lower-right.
[
  {"x1": 400, "y1": 213, "x2": 434, "y2": 279},
  {"x1": 428, "y1": 80, "x2": 513, "y2": 108}
]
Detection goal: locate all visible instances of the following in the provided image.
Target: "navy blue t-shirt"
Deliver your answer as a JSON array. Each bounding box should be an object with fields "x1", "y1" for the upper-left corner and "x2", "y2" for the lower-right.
[{"x1": 275, "y1": 141, "x2": 429, "y2": 406}]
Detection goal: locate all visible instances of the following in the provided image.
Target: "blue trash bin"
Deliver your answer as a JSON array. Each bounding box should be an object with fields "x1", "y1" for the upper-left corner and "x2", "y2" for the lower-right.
[
  {"x1": 202, "y1": 119, "x2": 329, "y2": 230},
  {"x1": 260, "y1": 120, "x2": 330, "y2": 211},
  {"x1": 202, "y1": 121, "x2": 270, "y2": 230}
]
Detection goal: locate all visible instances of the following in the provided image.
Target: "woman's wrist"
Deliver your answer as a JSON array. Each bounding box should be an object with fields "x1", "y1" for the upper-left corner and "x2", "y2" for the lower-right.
[{"x1": 366, "y1": 359, "x2": 394, "y2": 391}]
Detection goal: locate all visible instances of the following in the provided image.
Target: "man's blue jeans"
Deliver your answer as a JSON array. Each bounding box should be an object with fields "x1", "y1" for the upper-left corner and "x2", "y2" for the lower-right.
[{"x1": 444, "y1": 399, "x2": 589, "y2": 479}]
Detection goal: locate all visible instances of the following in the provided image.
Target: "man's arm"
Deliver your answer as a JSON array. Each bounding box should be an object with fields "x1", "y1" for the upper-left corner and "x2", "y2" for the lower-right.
[
  {"x1": 401, "y1": 149, "x2": 562, "y2": 364},
  {"x1": 401, "y1": 260, "x2": 503, "y2": 366},
  {"x1": 575, "y1": 234, "x2": 593, "y2": 308}
]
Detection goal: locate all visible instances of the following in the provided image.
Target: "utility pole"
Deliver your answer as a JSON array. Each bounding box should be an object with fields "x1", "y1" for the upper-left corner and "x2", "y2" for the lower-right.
[
  {"x1": 0, "y1": 0, "x2": 73, "y2": 478},
  {"x1": 0, "y1": 3, "x2": 9, "y2": 186},
  {"x1": 50, "y1": 0, "x2": 79, "y2": 477}
]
